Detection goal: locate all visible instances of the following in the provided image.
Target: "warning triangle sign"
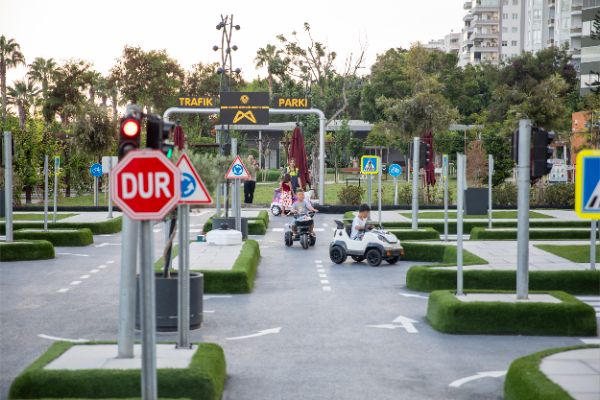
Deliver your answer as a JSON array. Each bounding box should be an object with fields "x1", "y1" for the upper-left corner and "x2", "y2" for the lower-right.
[
  {"x1": 176, "y1": 153, "x2": 213, "y2": 204},
  {"x1": 226, "y1": 156, "x2": 251, "y2": 179}
]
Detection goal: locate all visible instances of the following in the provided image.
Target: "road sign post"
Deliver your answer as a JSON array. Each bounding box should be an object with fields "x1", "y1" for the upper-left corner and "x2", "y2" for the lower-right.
[
  {"x1": 457, "y1": 153, "x2": 466, "y2": 296},
  {"x1": 4, "y1": 131, "x2": 12, "y2": 242},
  {"x1": 516, "y1": 119, "x2": 532, "y2": 300},
  {"x1": 103, "y1": 156, "x2": 118, "y2": 219},
  {"x1": 412, "y1": 138, "x2": 420, "y2": 231},
  {"x1": 389, "y1": 164, "x2": 402, "y2": 207},
  {"x1": 378, "y1": 160, "x2": 382, "y2": 226},
  {"x1": 53, "y1": 156, "x2": 59, "y2": 223},
  {"x1": 90, "y1": 163, "x2": 102, "y2": 207},
  {"x1": 443, "y1": 154, "x2": 448, "y2": 242},
  {"x1": 44, "y1": 155, "x2": 48, "y2": 231},
  {"x1": 488, "y1": 155, "x2": 494, "y2": 230},
  {"x1": 117, "y1": 215, "x2": 138, "y2": 359},
  {"x1": 361, "y1": 156, "x2": 379, "y2": 219},
  {"x1": 574, "y1": 149, "x2": 600, "y2": 270}
]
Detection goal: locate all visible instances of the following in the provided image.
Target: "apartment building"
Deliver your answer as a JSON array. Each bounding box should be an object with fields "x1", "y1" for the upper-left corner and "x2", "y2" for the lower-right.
[
  {"x1": 424, "y1": 32, "x2": 460, "y2": 54},
  {"x1": 459, "y1": 0, "x2": 527, "y2": 66},
  {"x1": 580, "y1": 0, "x2": 600, "y2": 95}
]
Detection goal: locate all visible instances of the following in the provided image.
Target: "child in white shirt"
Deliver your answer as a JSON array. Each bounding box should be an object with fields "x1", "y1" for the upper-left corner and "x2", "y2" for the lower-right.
[{"x1": 351, "y1": 204, "x2": 373, "y2": 240}]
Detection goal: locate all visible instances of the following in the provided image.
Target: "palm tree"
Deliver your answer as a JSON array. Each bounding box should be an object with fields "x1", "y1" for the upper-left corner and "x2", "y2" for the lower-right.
[
  {"x1": 107, "y1": 74, "x2": 121, "y2": 120},
  {"x1": 83, "y1": 70, "x2": 101, "y2": 103},
  {"x1": 254, "y1": 44, "x2": 283, "y2": 97},
  {"x1": 28, "y1": 57, "x2": 57, "y2": 95},
  {"x1": 8, "y1": 78, "x2": 41, "y2": 130},
  {"x1": 1, "y1": 35, "x2": 26, "y2": 120}
]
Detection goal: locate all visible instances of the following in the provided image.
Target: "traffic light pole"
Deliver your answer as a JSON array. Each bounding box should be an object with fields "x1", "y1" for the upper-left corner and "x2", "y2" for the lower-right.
[
  {"x1": 378, "y1": 160, "x2": 382, "y2": 226},
  {"x1": 44, "y1": 155, "x2": 48, "y2": 231},
  {"x1": 139, "y1": 220, "x2": 157, "y2": 400},
  {"x1": 411, "y1": 138, "x2": 420, "y2": 230},
  {"x1": 367, "y1": 175, "x2": 372, "y2": 219},
  {"x1": 591, "y1": 220, "x2": 596, "y2": 271},
  {"x1": 457, "y1": 153, "x2": 466, "y2": 296},
  {"x1": 516, "y1": 119, "x2": 531, "y2": 300},
  {"x1": 4, "y1": 131, "x2": 13, "y2": 242},
  {"x1": 117, "y1": 215, "x2": 138, "y2": 358},
  {"x1": 177, "y1": 203, "x2": 191, "y2": 348}
]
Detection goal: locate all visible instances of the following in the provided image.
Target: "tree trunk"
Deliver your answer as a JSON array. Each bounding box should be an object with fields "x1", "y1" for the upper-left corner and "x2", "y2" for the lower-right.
[
  {"x1": 60, "y1": 113, "x2": 69, "y2": 129},
  {"x1": 89, "y1": 88, "x2": 95, "y2": 103},
  {"x1": 310, "y1": 143, "x2": 319, "y2": 200},
  {"x1": 25, "y1": 185, "x2": 32, "y2": 204},
  {"x1": 112, "y1": 96, "x2": 118, "y2": 120},
  {"x1": 267, "y1": 74, "x2": 274, "y2": 98},
  {"x1": 18, "y1": 105, "x2": 26, "y2": 131}
]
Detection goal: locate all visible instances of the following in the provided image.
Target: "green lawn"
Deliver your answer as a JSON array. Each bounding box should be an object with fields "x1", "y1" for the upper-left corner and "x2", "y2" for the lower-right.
[
  {"x1": 399, "y1": 211, "x2": 552, "y2": 219},
  {"x1": 0, "y1": 213, "x2": 78, "y2": 221},
  {"x1": 535, "y1": 244, "x2": 599, "y2": 263},
  {"x1": 23, "y1": 194, "x2": 111, "y2": 207}
]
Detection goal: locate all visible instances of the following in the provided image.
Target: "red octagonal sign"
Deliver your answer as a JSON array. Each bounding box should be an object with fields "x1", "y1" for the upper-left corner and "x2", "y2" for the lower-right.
[{"x1": 110, "y1": 150, "x2": 181, "y2": 221}]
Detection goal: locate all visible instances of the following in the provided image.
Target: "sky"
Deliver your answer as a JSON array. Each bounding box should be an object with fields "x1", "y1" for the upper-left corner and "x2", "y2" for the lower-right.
[{"x1": 1, "y1": 0, "x2": 467, "y2": 92}]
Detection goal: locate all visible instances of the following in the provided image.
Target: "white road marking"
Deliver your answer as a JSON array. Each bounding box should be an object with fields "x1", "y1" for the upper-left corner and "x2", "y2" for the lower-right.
[
  {"x1": 400, "y1": 293, "x2": 429, "y2": 299},
  {"x1": 318, "y1": 269, "x2": 325, "y2": 272},
  {"x1": 315, "y1": 260, "x2": 322, "y2": 263},
  {"x1": 190, "y1": 229, "x2": 202, "y2": 232},
  {"x1": 95, "y1": 243, "x2": 109, "y2": 247},
  {"x1": 366, "y1": 324, "x2": 398, "y2": 329},
  {"x1": 321, "y1": 280, "x2": 329, "y2": 284},
  {"x1": 323, "y1": 224, "x2": 328, "y2": 227},
  {"x1": 71, "y1": 281, "x2": 82, "y2": 285},
  {"x1": 57, "y1": 289, "x2": 69, "y2": 293},
  {"x1": 38, "y1": 334, "x2": 89, "y2": 343},
  {"x1": 226, "y1": 327, "x2": 281, "y2": 340},
  {"x1": 57, "y1": 253, "x2": 88, "y2": 257},
  {"x1": 319, "y1": 274, "x2": 327, "y2": 278},
  {"x1": 153, "y1": 229, "x2": 162, "y2": 233},
  {"x1": 80, "y1": 275, "x2": 90, "y2": 279},
  {"x1": 392, "y1": 316, "x2": 419, "y2": 333},
  {"x1": 90, "y1": 270, "x2": 100, "y2": 273},
  {"x1": 99, "y1": 235, "x2": 114, "y2": 237},
  {"x1": 314, "y1": 228, "x2": 324, "y2": 232},
  {"x1": 323, "y1": 286, "x2": 331, "y2": 291},
  {"x1": 272, "y1": 228, "x2": 284, "y2": 232},
  {"x1": 98, "y1": 265, "x2": 107, "y2": 268},
  {"x1": 580, "y1": 338, "x2": 600, "y2": 344},
  {"x1": 204, "y1": 295, "x2": 232, "y2": 300},
  {"x1": 106, "y1": 261, "x2": 114, "y2": 264},
  {"x1": 195, "y1": 210, "x2": 212, "y2": 216},
  {"x1": 204, "y1": 311, "x2": 215, "y2": 313},
  {"x1": 449, "y1": 371, "x2": 507, "y2": 388}
]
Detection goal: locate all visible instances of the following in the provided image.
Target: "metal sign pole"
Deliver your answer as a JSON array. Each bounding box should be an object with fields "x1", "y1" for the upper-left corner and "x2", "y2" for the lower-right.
[
  {"x1": 516, "y1": 119, "x2": 531, "y2": 300},
  {"x1": 178, "y1": 204, "x2": 190, "y2": 348},
  {"x1": 488, "y1": 154, "x2": 493, "y2": 229},
  {"x1": 117, "y1": 215, "x2": 138, "y2": 358},
  {"x1": 140, "y1": 220, "x2": 157, "y2": 400},
  {"x1": 53, "y1": 157, "x2": 58, "y2": 223},
  {"x1": 443, "y1": 154, "x2": 448, "y2": 242},
  {"x1": 367, "y1": 174, "x2": 372, "y2": 219},
  {"x1": 457, "y1": 153, "x2": 465, "y2": 295},
  {"x1": 108, "y1": 157, "x2": 113, "y2": 219},
  {"x1": 394, "y1": 176, "x2": 398, "y2": 206},
  {"x1": 231, "y1": 138, "x2": 238, "y2": 230},
  {"x1": 378, "y1": 160, "x2": 382, "y2": 226},
  {"x1": 4, "y1": 131, "x2": 13, "y2": 242},
  {"x1": 95, "y1": 176, "x2": 99, "y2": 207},
  {"x1": 591, "y1": 220, "x2": 596, "y2": 271},
  {"x1": 44, "y1": 155, "x2": 49, "y2": 231},
  {"x1": 412, "y1": 138, "x2": 420, "y2": 230}
]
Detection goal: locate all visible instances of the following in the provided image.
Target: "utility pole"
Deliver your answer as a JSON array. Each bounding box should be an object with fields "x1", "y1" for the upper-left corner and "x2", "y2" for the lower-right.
[
  {"x1": 411, "y1": 138, "x2": 420, "y2": 230},
  {"x1": 516, "y1": 119, "x2": 531, "y2": 300}
]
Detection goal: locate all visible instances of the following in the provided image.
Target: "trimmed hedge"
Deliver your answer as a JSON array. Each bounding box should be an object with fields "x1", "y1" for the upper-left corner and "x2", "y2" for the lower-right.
[
  {"x1": 504, "y1": 345, "x2": 599, "y2": 400},
  {"x1": 8, "y1": 341, "x2": 226, "y2": 400},
  {"x1": 402, "y1": 242, "x2": 488, "y2": 265},
  {"x1": 155, "y1": 240, "x2": 260, "y2": 294},
  {"x1": 471, "y1": 227, "x2": 594, "y2": 240},
  {"x1": 202, "y1": 211, "x2": 269, "y2": 235},
  {"x1": 389, "y1": 227, "x2": 440, "y2": 241},
  {"x1": 381, "y1": 219, "x2": 590, "y2": 234},
  {"x1": 426, "y1": 290, "x2": 597, "y2": 336},
  {"x1": 0, "y1": 240, "x2": 55, "y2": 262},
  {"x1": 13, "y1": 228, "x2": 94, "y2": 247},
  {"x1": 407, "y1": 265, "x2": 600, "y2": 295},
  {"x1": 0, "y1": 216, "x2": 122, "y2": 235}
]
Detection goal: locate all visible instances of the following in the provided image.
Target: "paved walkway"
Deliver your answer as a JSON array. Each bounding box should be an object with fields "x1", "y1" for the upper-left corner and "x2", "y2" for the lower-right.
[
  {"x1": 390, "y1": 209, "x2": 581, "y2": 223},
  {"x1": 539, "y1": 347, "x2": 599, "y2": 400},
  {"x1": 172, "y1": 242, "x2": 242, "y2": 271}
]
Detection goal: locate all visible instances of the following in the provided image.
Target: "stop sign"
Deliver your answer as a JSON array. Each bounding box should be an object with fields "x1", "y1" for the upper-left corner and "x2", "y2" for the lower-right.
[{"x1": 110, "y1": 150, "x2": 181, "y2": 221}]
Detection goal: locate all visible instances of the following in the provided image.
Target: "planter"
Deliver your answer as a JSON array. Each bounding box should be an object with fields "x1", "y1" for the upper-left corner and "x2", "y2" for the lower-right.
[
  {"x1": 213, "y1": 217, "x2": 248, "y2": 239},
  {"x1": 135, "y1": 272, "x2": 204, "y2": 332},
  {"x1": 464, "y1": 188, "x2": 488, "y2": 216}
]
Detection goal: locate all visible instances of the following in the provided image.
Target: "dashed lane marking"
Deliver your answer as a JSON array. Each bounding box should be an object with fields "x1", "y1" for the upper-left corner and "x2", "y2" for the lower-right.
[
  {"x1": 319, "y1": 274, "x2": 327, "y2": 278},
  {"x1": 98, "y1": 265, "x2": 107, "y2": 268},
  {"x1": 271, "y1": 228, "x2": 284, "y2": 232},
  {"x1": 80, "y1": 275, "x2": 90, "y2": 279},
  {"x1": 90, "y1": 270, "x2": 100, "y2": 273},
  {"x1": 315, "y1": 260, "x2": 322, "y2": 263},
  {"x1": 57, "y1": 289, "x2": 69, "y2": 293},
  {"x1": 323, "y1": 224, "x2": 328, "y2": 227},
  {"x1": 321, "y1": 280, "x2": 329, "y2": 284},
  {"x1": 153, "y1": 229, "x2": 162, "y2": 233},
  {"x1": 318, "y1": 269, "x2": 325, "y2": 273},
  {"x1": 323, "y1": 287, "x2": 331, "y2": 291},
  {"x1": 57, "y1": 253, "x2": 88, "y2": 257},
  {"x1": 71, "y1": 281, "x2": 82, "y2": 285},
  {"x1": 106, "y1": 261, "x2": 114, "y2": 264}
]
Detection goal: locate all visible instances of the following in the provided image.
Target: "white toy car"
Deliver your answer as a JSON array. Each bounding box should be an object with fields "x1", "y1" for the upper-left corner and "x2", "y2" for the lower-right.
[{"x1": 329, "y1": 219, "x2": 404, "y2": 266}]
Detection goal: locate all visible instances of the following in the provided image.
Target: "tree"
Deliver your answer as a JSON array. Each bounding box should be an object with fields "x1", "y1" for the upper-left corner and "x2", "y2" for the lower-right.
[
  {"x1": 82, "y1": 70, "x2": 101, "y2": 103},
  {"x1": 1, "y1": 35, "x2": 26, "y2": 121},
  {"x1": 327, "y1": 118, "x2": 353, "y2": 182},
  {"x1": 254, "y1": 44, "x2": 284, "y2": 97},
  {"x1": 72, "y1": 103, "x2": 118, "y2": 164},
  {"x1": 7, "y1": 78, "x2": 41, "y2": 130},
  {"x1": 28, "y1": 57, "x2": 57, "y2": 97},
  {"x1": 347, "y1": 138, "x2": 365, "y2": 168},
  {"x1": 44, "y1": 59, "x2": 92, "y2": 127}
]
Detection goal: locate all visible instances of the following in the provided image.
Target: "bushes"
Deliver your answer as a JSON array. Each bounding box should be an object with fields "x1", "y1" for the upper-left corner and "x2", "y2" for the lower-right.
[
  {"x1": 426, "y1": 290, "x2": 597, "y2": 336},
  {"x1": 383, "y1": 220, "x2": 590, "y2": 235},
  {"x1": 0, "y1": 240, "x2": 55, "y2": 262},
  {"x1": 13, "y1": 228, "x2": 94, "y2": 246},
  {"x1": 493, "y1": 182, "x2": 576, "y2": 206},
  {"x1": 402, "y1": 242, "x2": 488, "y2": 264},
  {"x1": 470, "y1": 227, "x2": 593, "y2": 240},
  {"x1": 0, "y1": 216, "x2": 122, "y2": 235},
  {"x1": 389, "y1": 228, "x2": 440, "y2": 241},
  {"x1": 337, "y1": 186, "x2": 365, "y2": 205},
  {"x1": 393, "y1": 184, "x2": 453, "y2": 206}
]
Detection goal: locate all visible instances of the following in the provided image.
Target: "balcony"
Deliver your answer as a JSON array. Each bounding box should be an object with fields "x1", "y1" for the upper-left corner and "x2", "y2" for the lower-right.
[
  {"x1": 547, "y1": 39, "x2": 555, "y2": 45},
  {"x1": 548, "y1": 18, "x2": 555, "y2": 25},
  {"x1": 464, "y1": 0, "x2": 472, "y2": 9},
  {"x1": 572, "y1": 1, "x2": 583, "y2": 10},
  {"x1": 473, "y1": 0, "x2": 500, "y2": 12},
  {"x1": 472, "y1": 31, "x2": 499, "y2": 40},
  {"x1": 464, "y1": 12, "x2": 474, "y2": 21},
  {"x1": 569, "y1": 48, "x2": 581, "y2": 57},
  {"x1": 571, "y1": 27, "x2": 582, "y2": 36},
  {"x1": 548, "y1": 0, "x2": 555, "y2": 5},
  {"x1": 473, "y1": 44, "x2": 499, "y2": 52},
  {"x1": 472, "y1": 18, "x2": 500, "y2": 28}
]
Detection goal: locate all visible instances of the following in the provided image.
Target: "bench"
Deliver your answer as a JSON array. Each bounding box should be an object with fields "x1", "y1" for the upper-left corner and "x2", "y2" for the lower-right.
[{"x1": 341, "y1": 168, "x2": 361, "y2": 177}]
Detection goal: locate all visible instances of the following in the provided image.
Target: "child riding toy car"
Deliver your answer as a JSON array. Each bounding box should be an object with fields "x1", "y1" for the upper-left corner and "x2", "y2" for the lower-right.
[
  {"x1": 271, "y1": 188, "x2": 314, "y2": 216},
  {"x1": 283, "y1": 189, "x2": 319, "y2": 249}
]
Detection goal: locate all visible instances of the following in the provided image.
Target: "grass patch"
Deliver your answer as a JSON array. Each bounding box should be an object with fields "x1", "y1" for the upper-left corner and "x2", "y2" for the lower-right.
[
  {"x1": 470, "y1": 227, "x2": 593, "y2": 240},
  {"x1": 155, "y1": 240, "x2": 260, "y2": 294},
  {"x1": 0, "y1": 216, "x2": 122, "y2": 235},
  {"x1": 504, "y1": 345, "x2": 599, "y2": 400},
  {"x1": 8, "y1": 341, "x2": 226, "y2": 400},
  {"x1": 389, "y1": 228, "x2": 440, "y2": 241},
  {"x1": 0, "y1": 240, "x2": 55, "y2": 262},
  {"x1": 398, "y1": 211, "x2": 552, "y2": 219},
  {"x1": 402, "y1": 242, "x2": 488, "y2": 265},
  {"x1": 381, "y1": 220, "x2": 590, "y2": 235},
  {"x1": 0, "y1": 213, "x2": 78, "y2": 221},
  {"x1": 535, "y1": 244, "x2": 599, "y2": 263},
  {"x1": 13, "y1": 228, "x2": 93, "y2": 247},
  {"x1": 426, "y1": 290, "x2": 597, "y2": 336}
]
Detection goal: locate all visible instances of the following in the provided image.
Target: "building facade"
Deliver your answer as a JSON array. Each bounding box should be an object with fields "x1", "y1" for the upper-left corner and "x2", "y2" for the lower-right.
[{"x1": 580, "y1": 0, "x2": 600, "y2": 95}]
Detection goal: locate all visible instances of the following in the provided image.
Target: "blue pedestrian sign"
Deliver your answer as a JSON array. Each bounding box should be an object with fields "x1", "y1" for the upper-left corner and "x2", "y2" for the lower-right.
[
  {"x1": 361, "y1": 155, "x2": 379, "y2": 175},
  {"x1": 575, "y1": 150, "x2": 600, "y2": 219},
  {"x1": 389, "y1": 164, "x2": 402, "y2": 178},
  {"x1": 90, "y1": 163, "x2": 102, "y2": 177}
]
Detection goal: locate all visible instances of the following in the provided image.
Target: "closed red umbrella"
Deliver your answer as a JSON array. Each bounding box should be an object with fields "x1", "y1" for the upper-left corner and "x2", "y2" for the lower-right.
[
  {"x1": 421, "y1": 132, "x2": 436, "y2": 188},
  {"x1": 288, "y1": 127, "x2": 311, "y2": 188},
  {"x1": 173, "y1": 125, "x2": 185, "y2": 151}
]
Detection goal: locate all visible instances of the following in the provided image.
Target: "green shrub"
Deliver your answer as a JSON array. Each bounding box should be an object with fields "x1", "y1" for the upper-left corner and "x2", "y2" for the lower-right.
[
  {"x1": 470, "y1": 227, "x2": 593, "y2": 240},
  {"x1": 8, "y1": 341, "x2": 226, "y2": 400},
  {"x1": 0, "y1": 216, "x2": 122, "y2": 235},
  {"x1": 0, "y1": 240, "x2": 55, "y2": 262},
  {"x1": 383, "y1": 220, "x2": 590, "y2": 235},
  {"x1": 504, "y1": 345, "x2": 598, "y2": 400},
  {"x1": 337, "y1": 186, "x2": 365, "y2": 205},
  {"x1": 538, "y1": 182, "x2": 575, "y2": 207},
  {"x1": 402, "y1": 242, "x2": 488, "y2": 264},
  {"x1": 492, "y1": 182, "x2": 518, "y2": 205},
  {"x1": 13, "y1": 228, "x2": 94, "y2": 247},
  {"x1": 202, "y1": 217, "x2": 266, "y2": 235},
  {"x1": 426, "y1": 290, "x2": 597, "y2": 336},
  {"x1": 389, "y1": 227, "x2": 440, "y2": 241}
]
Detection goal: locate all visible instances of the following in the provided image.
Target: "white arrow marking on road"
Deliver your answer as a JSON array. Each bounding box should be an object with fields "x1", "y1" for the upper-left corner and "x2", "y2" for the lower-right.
[
  {"x1": 399, "y1": 293, "x2": 429, "y2": 299},
  {"x1": 38, "y1": 334, "x2": 89, "y2": 343},
  {"x1": 366, "y1": 324, "x2": 399, "y2": 329},
  {"x1": 449, "y1": 371, "x2": 507, "y2": 388},
  {"x1": 226, "y1": 327, "x2": 281, "y2": 340},
  {"x1": 392, "y1": 316, "x2": 419, "y2": 333}
]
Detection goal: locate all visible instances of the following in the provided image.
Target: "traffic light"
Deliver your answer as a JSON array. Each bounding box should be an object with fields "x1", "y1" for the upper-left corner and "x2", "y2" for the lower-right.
[
  {"x1": 146, "y1": 116, "x2": 175, "y2": 158},
  {"x1": 531, "y1": 127, "x2": 554, "y2": 178},
  {"x1": 118, "y1": 115, "x2": 141, "y2": 160},
  {"x1": 419, "y1": 142, "x2": 430, "y2": 169},
  {"x1": 511, "y1": 129, "x2": 519, "y2": 162}
]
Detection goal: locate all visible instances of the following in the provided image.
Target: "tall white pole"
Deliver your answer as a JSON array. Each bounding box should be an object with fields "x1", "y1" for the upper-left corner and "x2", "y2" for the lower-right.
[
  {"x1": 44, "y1": 155, "x2": 48, "y2": 231},
  {"x1": 443, "y1": 154, "x2": 448, "y2": 242},
  {"x1": 108, "y1": 157, "x2": 113, "y2": 219},
  {"x1": 139, "y1": 220, "x2": 157, "y2": 400},
  {"x1": 53, "y1": 157, "x2": 58, "y2": 223},
  {"x1": 117, "y1": 215, "x2": 138, "y2": 358},
  {"x1": 591, "y1": 220, "x2": 596, "y2": 271},
  {"x1": 411, "y1": 138, "x2": 420, "y2": 230},
  {"x1": 319, "y1": 117, "x2": 325, "y2": 204},
  {"x1": 394, "y1": 176, "x2": 398, "y2": 206},
  {"x1": 4, "y1": 131, "x2": 13, "y2": 242},
  {"x1": 457, "y1": 153, "x2": 465, "y2": 296},
  {"x1": 516, "y1": 119, "x2": 531, "y2": 300},
  {"x1": 178, "y1": 203, "x2": 190, "y2": 348},
  {"x1": 488, "y1": 154, "x2": 493, "y2": 229},
  {"x1": 378, "y1": 159, "x2": 382, "y2": 226},
  {"x1": 232, "y1": 138, "x2": 238, "y2": 230}
]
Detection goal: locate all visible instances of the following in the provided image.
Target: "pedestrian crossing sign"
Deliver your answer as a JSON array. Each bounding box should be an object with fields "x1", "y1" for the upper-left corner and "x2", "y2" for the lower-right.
[
  {"x1": 361, "y1": 156, "x2": 379, "y2": 174},
  {"x1": 575, "y1": 150, "x2": 600, "y2": 219}
]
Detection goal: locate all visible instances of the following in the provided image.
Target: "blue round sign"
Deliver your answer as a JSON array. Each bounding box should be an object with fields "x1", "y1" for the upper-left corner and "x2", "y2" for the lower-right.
[
  {"x1": 389, "y1": 164, "x2": 402, "y2": 178},
  {"x1": 181, "y1": 173, "x2": 196, "y2": 198},
  {"x1": 90, "y1": 163, "x2": 102, "y2": 177}
]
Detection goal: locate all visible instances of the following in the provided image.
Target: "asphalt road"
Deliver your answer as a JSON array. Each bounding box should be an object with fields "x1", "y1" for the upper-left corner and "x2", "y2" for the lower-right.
[{"x1": 0, "y1": 211, "x2": 591, "y2": 400}]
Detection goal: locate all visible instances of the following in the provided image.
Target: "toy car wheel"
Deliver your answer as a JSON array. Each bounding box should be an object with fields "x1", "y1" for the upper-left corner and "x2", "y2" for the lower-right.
[
  {"x1": 330, "y1": 245, "x2": 347, "y2": 264},
  {"x1": 309, "y1": 235, "x2": 316, "y2": 246},
  {"x1": 284, "y1": 231, "x2": 293, "y2": 247},
  {"x1": 300, "y1": 234, "x2": 309, "y2": 249},
  {"x1": 386, "y1": 256, "x2": 400, "y2": 265},
  {"x1": 351, "y1": 256, "x2": 365, "y2": 262},
  {"x1": 366, "y1": 249, "x2": 383, "y2": 267},
  {"x1": 271, "y1": 205, "x2": 282, "y2": 217}
]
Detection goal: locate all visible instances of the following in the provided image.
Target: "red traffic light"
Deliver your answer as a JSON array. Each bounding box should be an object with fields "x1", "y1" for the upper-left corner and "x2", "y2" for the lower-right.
[{"x1": 122, "y1": 120, "x2": 140, "y2": 137}]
